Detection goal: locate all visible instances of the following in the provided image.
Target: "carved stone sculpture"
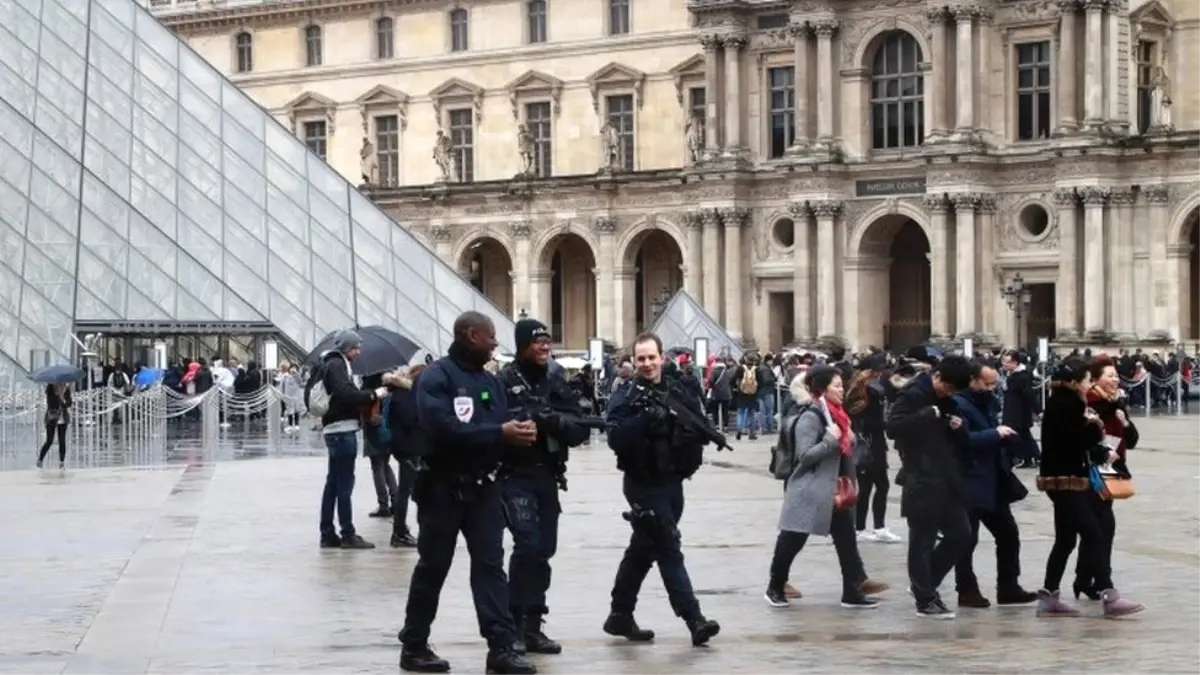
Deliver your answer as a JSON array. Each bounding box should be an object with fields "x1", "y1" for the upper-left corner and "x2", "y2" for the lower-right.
[
  {"x1": 684, "y1": 112, "x2": 704, "y2": 165},
  {"x1": 599, "y1": 120, "x2": 621, "y2": 171},
  {"x1": 433, "y1": 130, "x2": 456, "y2": 183},
  {"x1": 517, "y1": 124, "x2": 535, "y2": 176},
  {"x1": 1150, "y1": 60, "x2": 1173, "y2": 131},
  {"x1": 359, "y1": 137, "x2": 378, "y2": 186}
]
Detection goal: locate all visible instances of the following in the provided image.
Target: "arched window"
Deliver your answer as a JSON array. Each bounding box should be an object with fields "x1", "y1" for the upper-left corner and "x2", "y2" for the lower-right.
[
  {"x1": 375, "y1": 17, "x2": 394, "y2": 59},
  {"x1": 234, "y1": 31, "x2": 252, "y2": 73},
  {"x1": 449, "y1": 8, "x2": 468, "y2": 52},
  {"x1": 870, "y1": 32, "x2": 924, "y2": 150},
  {"x1": 304, "y1": 24, "x2": 323, "y2": 66}
]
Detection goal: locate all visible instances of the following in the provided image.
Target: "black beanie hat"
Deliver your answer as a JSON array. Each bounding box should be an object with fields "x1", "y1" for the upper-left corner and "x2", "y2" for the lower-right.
[{"x1": 515, "y1": 318, "x2": 550, "y2": 353}]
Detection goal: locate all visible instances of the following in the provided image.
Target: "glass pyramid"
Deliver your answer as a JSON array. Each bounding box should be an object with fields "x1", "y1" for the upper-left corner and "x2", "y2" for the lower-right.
[
  {"x1": 0, "y1": 0, "x2": 514, "y2": 389},
  {"x1": 649, "y1": 290, "x2": 743, "y2": 360}
]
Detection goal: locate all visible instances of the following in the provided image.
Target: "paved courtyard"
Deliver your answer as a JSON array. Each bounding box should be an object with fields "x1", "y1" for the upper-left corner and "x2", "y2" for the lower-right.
[{"x1": 1, "y1": 415, "x2": 1197, "y2": 674}]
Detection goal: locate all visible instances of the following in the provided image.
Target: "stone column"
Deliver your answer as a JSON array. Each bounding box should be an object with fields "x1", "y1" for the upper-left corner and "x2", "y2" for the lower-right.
[
  {"x1": 528, "y1": 269, "x2": 551, "y2": 323},
  {"x1": 1054, "y1": 188, "x2": 1080, "y2": 338},
  {"x1": 611, "y1": 266, "x2": 635, "y2": 344},
  {"x1": 923, "y1": 193, "x2": 952, "y2": 338},
  {"x1": 509, "y1": 221, "x2": 533, "y2": 319},
  {"x1": 721, "y1": 35, "x2": 746, "y2": 157},
  {"x1": 1081, "y1": 0, "x2": 1105, "y2": 130},
  {"x1": 926, "y1": 7, "x2": 950, "y2": 140},
  {"x1": 1142, "y1": 184, "x2": 1172, "y2": 337},
  {"x1": 1167, "y1": 244, "x2": 1191, "y2": 342},
  {"x1": 720, "y1": 207, "x2": 747, "y2": 338},
  {"x1": 788, "y1": 201, "x2": 812, "y2": 340},
  {"x1": 700, "y1": 209, "x2": 722, "y2": 319},
  {"x1": 682, "y1": 211, "x2": 703, "y2": 298},
  {"x1": 592, "y1": 215, "x2": 617, "y2": 341},
  {"x1": 1079, "y1": 186, "x2": 1109, "y2": 335},
  {"x1": 977, "y1": 196, "x2": 998, "y2": 337},
  {"x1": 787, "y1": 23, "x2": 811, "y2": 151},
  {"x1": 700, "y1": 34, "x2": 722, "y2": 154},
  {"x1": 1108, "y1": 189, "x2": 1135, "y2": 339},
  {"x1": 951, "y1": 193, "x2": 980, "y2": 336},
  {"x1": 812, "y1": 19, "x2": 838, "y2": 145},
  {"x1": 1055, "y1": 0, "x2": 1079, "y2": 134},
  {"x1": 811, "y1": 199, "x2": 842, "y2": 337},
  {"x1": 953, "y1": 7, "x2": 976, "y2": 137}
]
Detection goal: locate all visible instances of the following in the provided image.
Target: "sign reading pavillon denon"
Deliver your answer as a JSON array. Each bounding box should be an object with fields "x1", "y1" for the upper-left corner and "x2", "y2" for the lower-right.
[{"x1": 855, "y1": 177, "x2": 927, "y2": 198}]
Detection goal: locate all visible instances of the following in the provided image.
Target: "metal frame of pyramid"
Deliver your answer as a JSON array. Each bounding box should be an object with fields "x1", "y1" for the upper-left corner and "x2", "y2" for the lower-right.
[
  {"x1": 648, "y1": 290, "x2": 743, "y2": 360},
  {"x1": 0, "y1": 0, "x2": 514, "y2": 389}
]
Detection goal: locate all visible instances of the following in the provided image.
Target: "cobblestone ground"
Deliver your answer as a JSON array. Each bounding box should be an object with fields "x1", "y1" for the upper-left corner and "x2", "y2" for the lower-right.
[{"x1": 1, "y1": 416, "x2": 1196, "y2": 674}]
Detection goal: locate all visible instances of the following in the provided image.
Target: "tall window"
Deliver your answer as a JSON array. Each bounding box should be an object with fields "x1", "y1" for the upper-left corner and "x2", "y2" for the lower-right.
[
  {"x1": 688, "y1": 86, "x2": 706, "y2": 144},
  {"x1": 1135, "y1": 40, "x2": 1155, "y2": 134},
  {"x1": 605, "y1": 94, "x2": 635, "y2": 171},
  {"x1": 525, "y1": 102, "x2": 552, "y2": 177},
  {"x1": 304, "y1": 25, "x2": 323, "y2": 66},
  {"x1": 1015, "y1": 41, "x2": 1051, "y2": 141},
  {"x1": 449, "y1": 109, "x2": 474, "y2": 182},
  {"x1": 375, "y1": 17, "x2": 394, "y2": 60},
  {"x1": 527, "y1": 0, "x2": 547, "y2": 44},
  {"x1": 303, "y1": 121, "x2": 327, "y2": 160},
  {"x1": 870, "y1": 32, "x2": 924, "y2": 150},
  {"x1": 234, "y1": 31, "x2": 253, "y2": 73},
  {"x1": 608, "y1": 0, "x2": 630, "y2": 35},
  {"x1": 767, "y1": 66, "x2": 795, "y2": 158},
  {"x1": 450, "y1": 8, "x2": 469, "y2": 52},
  {"x1": 375, "y1": 115, "x2": 400, "y2": 187}
]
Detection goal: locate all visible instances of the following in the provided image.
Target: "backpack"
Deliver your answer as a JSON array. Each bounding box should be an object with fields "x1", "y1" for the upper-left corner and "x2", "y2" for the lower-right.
[
  {"x1": 739, "y1": 366, "x2": 759, "y2": 396},
  {"x1": 768, "y1": 409, "x2": 807, "y2": 479},
  {"x1": 378, "y1": 393, "x2": 394, "y2": 446},
  {"x1": 304, "y1": 364, "x2": 330, "y2": 420}
]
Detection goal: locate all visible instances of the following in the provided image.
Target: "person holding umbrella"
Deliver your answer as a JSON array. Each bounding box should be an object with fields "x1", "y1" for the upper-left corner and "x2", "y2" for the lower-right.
[{"x1": 27, "y1": 365, "x2": 80, "y2": 469}]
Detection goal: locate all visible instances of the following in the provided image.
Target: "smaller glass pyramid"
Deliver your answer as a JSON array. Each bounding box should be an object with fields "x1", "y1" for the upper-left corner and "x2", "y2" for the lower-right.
[{"x1": 649, "y1": 290, "x2": 743, "y2": 360}]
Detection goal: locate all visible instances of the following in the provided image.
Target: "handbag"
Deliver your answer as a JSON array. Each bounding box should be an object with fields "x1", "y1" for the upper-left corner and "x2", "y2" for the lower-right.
[
  {"x1": 833, "y1": 475, "x2": 858, "y2": 512},
  {"x1": 1003, "y1": 470, "x2": 1029, "y2": 503},
  {"x1": 850, "y1": 430, "x2": 872, "y2": 469},
  {"x1": 1101, "y1": 475, "x2": 1135, "y2": 500}
]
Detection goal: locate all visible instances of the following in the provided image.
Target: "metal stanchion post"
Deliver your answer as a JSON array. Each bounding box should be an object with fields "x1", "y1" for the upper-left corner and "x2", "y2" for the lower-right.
[
  {"x1": 266, "y1": 389, "x2": 282, "y2": 455},
  {"x1": 1143, "y1": 377, "x2": 1151, "y2": 419}
]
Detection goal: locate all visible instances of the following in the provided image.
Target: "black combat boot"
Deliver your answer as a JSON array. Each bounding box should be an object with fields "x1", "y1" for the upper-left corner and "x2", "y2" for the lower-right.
[
  {"x1": 686, "y1": 615, "x2": 720, "y2": 646},
  {"x1": 399, "y1": 643, "x2": 450, "y2": 673},
  {"x1": 510, "y1": 607, "x2": 527, "y2": 655},
  {"x1": 485, "y1": 647, "x2": 536, "y2": 675},
  {"x1": 602, "y1": 612, "x2": 655, "y2": 642},
  {"x1": 523, "y1": 614, "x2": 562, "y2": 655}
]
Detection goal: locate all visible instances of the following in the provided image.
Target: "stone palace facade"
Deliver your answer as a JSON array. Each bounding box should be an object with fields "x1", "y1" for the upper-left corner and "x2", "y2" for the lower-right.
[{"x1": 151, "y1": 0, "x2": 1200, "y2": 351}]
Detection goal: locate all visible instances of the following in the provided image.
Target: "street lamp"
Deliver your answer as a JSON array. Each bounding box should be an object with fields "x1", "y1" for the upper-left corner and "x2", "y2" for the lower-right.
[{"x1": 1001, "y1": 273, "x2": 1033, "y2": 349}]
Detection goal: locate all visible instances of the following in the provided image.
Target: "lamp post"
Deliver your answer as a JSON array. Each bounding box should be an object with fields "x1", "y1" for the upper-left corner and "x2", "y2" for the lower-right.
[{"x1": 1002, "y1": 273, "x2": 1033, "y2": 349}]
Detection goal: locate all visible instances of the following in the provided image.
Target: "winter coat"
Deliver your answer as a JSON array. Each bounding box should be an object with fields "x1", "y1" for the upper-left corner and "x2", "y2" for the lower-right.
[
  {"x1": 952, "y1": 389, "x2": 1018, "y2": 512},
  {"x1": 387, "y1": 371, "x2": 429, "y2": 461},
  {"x1": 777, "y1": 383, "x2": 854, "y2": 536},
  {"x1": 708, "y1": 365, "x2": 733, "y2": 402},
  {"x1": 886, "y1": 372, "x2": 966, "y2": 519}
]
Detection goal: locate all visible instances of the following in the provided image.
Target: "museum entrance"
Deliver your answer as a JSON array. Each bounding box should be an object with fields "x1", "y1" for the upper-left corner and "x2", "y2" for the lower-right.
[{"x1": 74, "y1": 321, "x2": 305, "y2": 372}]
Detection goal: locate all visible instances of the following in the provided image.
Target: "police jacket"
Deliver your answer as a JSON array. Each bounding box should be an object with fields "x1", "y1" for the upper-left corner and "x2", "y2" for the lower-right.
[
  {"x1": 416, "y1": 342, "x2": 509, "y2": 478},
  {"x1": 606, "y1": 376, "x2": 706, "y2": 484},
  {"x1": 499, "y1": 360, "x2": 591, "y2": 471},
  {"x1": 321, "y1": 351, "x2": 376, "y2": 428}
]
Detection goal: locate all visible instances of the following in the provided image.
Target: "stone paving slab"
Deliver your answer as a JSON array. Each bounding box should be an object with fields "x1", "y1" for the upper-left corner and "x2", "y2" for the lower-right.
[{"x1": 1, "y1": 417, "x2": 1197, "y2": 674}]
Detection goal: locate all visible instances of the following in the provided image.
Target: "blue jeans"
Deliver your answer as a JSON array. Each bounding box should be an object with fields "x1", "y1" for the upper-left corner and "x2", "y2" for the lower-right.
[
  {"x1": 757, "y1": 391, "x2": 777, "y2": 433},
  {"x1": 736, "y1": 399, "x2": 759, "y2": 434},
  {"x1": 320, "y1": 431, "x2": 359, "y2": 538}
]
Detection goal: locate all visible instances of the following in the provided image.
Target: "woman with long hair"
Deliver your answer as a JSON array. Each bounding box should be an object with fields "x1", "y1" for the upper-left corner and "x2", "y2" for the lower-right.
[
  {"x1": 1034, "y1": 359, "x2": 1142, "y2": 618},
  {"x1": 765, "y1": 365, "x2": 888, "y2": 608},
  {"x1": 37, "y1": 383, "x2": 72, "y2": 468},
  {"x1": 844, "y1": 355, "x2": 902, "y2": 543}
]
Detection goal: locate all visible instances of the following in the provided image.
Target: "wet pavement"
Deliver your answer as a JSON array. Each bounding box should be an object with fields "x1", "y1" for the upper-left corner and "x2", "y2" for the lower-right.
[{"x1": 1, "y1": 415, "x2": 1197, "y2": 674}]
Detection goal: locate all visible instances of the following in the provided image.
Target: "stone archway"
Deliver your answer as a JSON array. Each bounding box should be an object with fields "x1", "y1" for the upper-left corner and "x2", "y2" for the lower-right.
[
  {"x1": 457, "y1": 237, "x2": 513, "y2": 317},
  {"x1": 1183, "y1": 209, "x2": 1199, "y2": 340},
  {"x1": 538, "y1": 233, "x2": 596, "y2": 348},
  {"x1": 623, "y1": 229, "x2": 684, "y2": 336},
  {"x1": 853, "y1": 215, "x2": 931, "y2": 350}
]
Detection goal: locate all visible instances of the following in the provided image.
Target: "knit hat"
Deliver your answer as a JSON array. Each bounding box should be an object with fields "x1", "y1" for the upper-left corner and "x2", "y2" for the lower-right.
[
  {"x1": 514, "y1": 318, "x2": 550, "y2": 352},
  {"x1": 334, "y1": 330, "x2": 363, "y2": 353}
]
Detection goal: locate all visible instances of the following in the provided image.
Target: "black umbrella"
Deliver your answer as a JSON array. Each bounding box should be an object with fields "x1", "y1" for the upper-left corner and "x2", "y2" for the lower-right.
[
  {"x1": 306, "y1": 326, "x2": 421, "y2": 376},
  {"x1": 28, "y1": 363, "x2": 84, "y2": 384}
]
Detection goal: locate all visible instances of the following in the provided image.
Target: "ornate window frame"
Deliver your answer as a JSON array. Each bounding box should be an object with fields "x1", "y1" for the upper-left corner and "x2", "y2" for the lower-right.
[
  {"x1": 283, "y1": 91, "x2": 337, "y2": 137},
  {"x1": 355, "y1": 84, "x2": 410, "y2": 136},
  {"x1": 585, "y1": 62, "x2": 646, "y2": 116},
  {"x1": 1001, "y1": 23, "x2": 1059, "y2": 144},
  {"x1": 506, "y1": 70, "x2": 563, "y2": 120},
  {"x1": 668, "y1": 54, "x2": 705, "y2": 107},
  {"x1": 1130, "y1": 0, "x2": 1174, "y2": 133},
  {"x1": 756, "y1": 50, "x2": 794, "y2": 160},
  {"x1": 430, "y1": 77, "x2": 485, "y2": 127}
]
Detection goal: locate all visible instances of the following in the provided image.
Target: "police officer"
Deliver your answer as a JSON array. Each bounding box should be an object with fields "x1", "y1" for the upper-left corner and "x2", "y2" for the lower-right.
[
  {"x1": 602, "y1": 332, "x2": 721, "y2": 646},
  {"x1": 499, "y1": 318, "x2": 592, "y2": 655},
  {"x1": 397, "y1": 311, "x2": 538, "y2": 675}
]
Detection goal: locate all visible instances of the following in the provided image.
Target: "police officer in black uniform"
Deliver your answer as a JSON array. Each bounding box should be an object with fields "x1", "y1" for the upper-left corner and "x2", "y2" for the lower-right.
[
  {"x1": 602, "y1": 331, "x2": 721, "y2": 646},
  {"x1": 397, "y1": 311, "x2": 538, "y2": 675},
  {"x1": 499, "y1": 318, "x2": 592, "y2": 655}
]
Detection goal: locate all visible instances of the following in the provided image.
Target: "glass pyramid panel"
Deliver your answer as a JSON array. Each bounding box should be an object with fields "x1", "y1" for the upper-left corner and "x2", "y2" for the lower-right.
[
  {"x1": 0, "y1": 0, "x2": 515, "y2": 390},
  {"x1": 649, "y1": 290, "x2": 744, "y2": 360}
]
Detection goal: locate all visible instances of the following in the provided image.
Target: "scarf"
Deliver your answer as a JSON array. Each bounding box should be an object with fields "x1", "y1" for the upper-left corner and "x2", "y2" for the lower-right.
[{"x1": 824, "y1": 396, "x2": 853, "y2": 457}]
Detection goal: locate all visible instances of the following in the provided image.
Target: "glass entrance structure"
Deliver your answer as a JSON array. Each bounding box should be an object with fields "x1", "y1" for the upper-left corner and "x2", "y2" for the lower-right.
[{"x1": 0, "y1": 0, "x2": 514, "y2": 389}]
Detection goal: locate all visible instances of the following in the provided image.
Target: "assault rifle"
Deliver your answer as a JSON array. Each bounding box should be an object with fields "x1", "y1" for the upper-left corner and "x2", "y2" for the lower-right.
[{"x1": 628, "y1": 382, "x2": 734, "y2": 452}]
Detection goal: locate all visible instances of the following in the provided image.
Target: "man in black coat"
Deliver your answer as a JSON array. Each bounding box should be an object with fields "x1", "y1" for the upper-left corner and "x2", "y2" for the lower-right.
[{"x1": 886, "y1": 355, "x2": 973, "y2": 620}]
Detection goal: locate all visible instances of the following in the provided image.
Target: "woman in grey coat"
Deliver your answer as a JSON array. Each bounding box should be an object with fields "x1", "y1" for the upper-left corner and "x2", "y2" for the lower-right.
[{"x1": 765, "y1": 365, "x2": 889, "y2": 608}]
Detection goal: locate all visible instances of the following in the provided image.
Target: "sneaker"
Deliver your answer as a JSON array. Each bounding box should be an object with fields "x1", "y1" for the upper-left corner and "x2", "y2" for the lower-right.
[
  {"x1": 58, "y1": 461, "x2": 64, "y2": 469},
  {"x1": 764, "y1": 586, "x2": 789, "y2": 608},
  {"x1": 1101, "y1": 588, "x2": 1145, "y2": 619},
  {"x1": 602, "y1": 612, "x2": 655, "y2": 642},
  {"x1": 857, "y1": 529, "x2": 878, "y2": 542},
  {"x1": 485, "y1": 648, "x2": 536, "y2": 674},
  {"x1": 916, "y1": 597, "x2": 956, "y2": 620},
  {"x1": 400, "y1": 643, "x2": 450, "y2": 673},
  {"x1": 873, "y1": 527, "x2": 903, "y2": 543},
  {"x1": 390, "y1": 531, "x2": 418, "y2": 548},
  {"x1": 319, "y1": 534, "x2": 341, "y2": 549},
  {"x1": 36, "y1": 459, "x2": 43, "y2": 468},
  {"x1": 340, "y1": 534, "x2": 375, "y2": 549},
  {"x1": 686, "y1": 616, "x2": 720, "y2": 646},
  {"x1": 841, "y1": 594, "x2": 880, "y2": 610},
  {"x1": 957, "y1": 589, "x2": 991, "y2": 609},
  {"x1": 1035, "y1": 588, "x2": 1080, "y2": 617},
  {"x1": 369, "y1": 506, "x2": 393, "y2": 518}
]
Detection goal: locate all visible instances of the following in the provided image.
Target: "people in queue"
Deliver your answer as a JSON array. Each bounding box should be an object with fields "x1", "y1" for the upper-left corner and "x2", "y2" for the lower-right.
[
  {"x1": 765, "y1": 365, "x2": 890, "y2": 609},
  {"x1": 950, "y1": 362, "x2": 1038, "y2": 609},
  {"x1": 1001, "y1": 351, "x2": 1042, "y2": 469}
]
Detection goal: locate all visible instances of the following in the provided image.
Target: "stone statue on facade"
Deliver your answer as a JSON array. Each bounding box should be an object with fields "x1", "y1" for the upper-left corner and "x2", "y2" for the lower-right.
[
  {"x1": 433, "y1": 130, "x2": 456, "y2": 183},
  {"x1": 517, "y1": 124, "x2": 535, "y2": 176},
  {"x1": 599, "y1": 120, "x2": 621, "y2": 171},
  {"x1": 684, "y1": 112, "x2": 704, "y2": 165},
  {"x1": 359, "y1": 137, "x2": 378, "y2": 186},
  {"x1": 1150, "y1": 58, "x2": 1173, "y2": 131}
]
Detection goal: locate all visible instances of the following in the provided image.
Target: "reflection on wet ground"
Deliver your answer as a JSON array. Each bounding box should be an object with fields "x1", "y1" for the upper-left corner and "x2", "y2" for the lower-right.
[{"x1": 0, "y1": 416, "x2": 1196, "y2": 673}]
